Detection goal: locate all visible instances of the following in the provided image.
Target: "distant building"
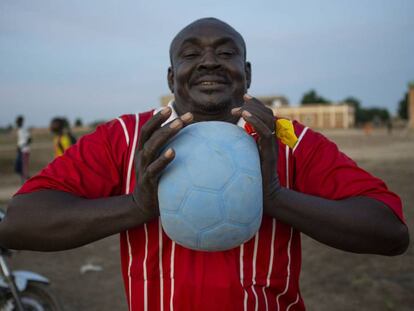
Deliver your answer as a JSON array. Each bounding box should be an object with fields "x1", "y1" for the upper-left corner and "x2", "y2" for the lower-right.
[
  {"x1": 159, "y1": 94, "x2": 355, "y2": 129},
  {"x1": 273, "y1": 103, "x2": 355, "y2": 129}
]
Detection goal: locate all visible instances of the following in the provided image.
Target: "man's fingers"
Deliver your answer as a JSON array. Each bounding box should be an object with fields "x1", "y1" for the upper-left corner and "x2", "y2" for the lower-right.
[
  {"x1": 145, "y1": 148, "x2": 175, "y2": 180},
  {"x1": 232, "y1": 94, "x2": 275, "y2": 130},
  {"x1": 139, "y1": 112, "x2": 193, "y2": 166},
  {"x1": 137, "y1": 107, "x2": 172, "y2": 151},
  {"x1": 242, "y1": 111, "x2": 274, "y2": 140}
]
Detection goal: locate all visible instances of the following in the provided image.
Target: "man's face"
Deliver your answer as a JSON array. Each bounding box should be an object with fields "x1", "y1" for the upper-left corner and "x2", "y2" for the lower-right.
[{"x1": 168, "y1": 20, "x2": 251, "y2": 119}]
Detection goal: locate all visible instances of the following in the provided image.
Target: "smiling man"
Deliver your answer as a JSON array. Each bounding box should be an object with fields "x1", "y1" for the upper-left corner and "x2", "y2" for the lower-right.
[
  {"x1": 0, "y1": 18, "x2": 409, "y2": 311},
  {"x1": 168, "y1": 19, "x2": 249, "y2": 123}
]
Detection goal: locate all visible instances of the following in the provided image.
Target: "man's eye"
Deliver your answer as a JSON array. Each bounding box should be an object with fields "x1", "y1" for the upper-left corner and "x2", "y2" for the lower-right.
[
  {"x1": 182, "y1": 51, "x2": 200, "y2": 59},
  {"x1": 218, "y1": 50, "x2": 235, "y2": 58}
]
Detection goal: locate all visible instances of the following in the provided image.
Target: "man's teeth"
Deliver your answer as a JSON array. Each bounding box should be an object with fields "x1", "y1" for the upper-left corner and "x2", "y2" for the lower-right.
[{"x1": 201, "y1": 81, "x2": 220, "y2": 85}]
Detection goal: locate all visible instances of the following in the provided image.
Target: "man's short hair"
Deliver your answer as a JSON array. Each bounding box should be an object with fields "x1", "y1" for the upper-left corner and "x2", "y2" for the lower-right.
[{"x1": 169, "y1": 17, "x2": 247, "y2": 66}]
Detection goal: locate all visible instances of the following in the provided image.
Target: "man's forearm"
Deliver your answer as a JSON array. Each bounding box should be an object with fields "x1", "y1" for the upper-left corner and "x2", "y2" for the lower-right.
[
  {"x1": 0, "y1": 190, "x2": 152, "y2": 251},
  {"x1": 265, "y1": 188, "x2": 409, "y2": 255}
]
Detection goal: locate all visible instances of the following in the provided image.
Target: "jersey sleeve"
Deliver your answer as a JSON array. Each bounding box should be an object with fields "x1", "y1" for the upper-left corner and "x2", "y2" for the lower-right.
[
  {"x1": 16, "y1": 119, "x2": 127, "y2": 199},
  {"x1": 292, "y1": 124, "x2": 404, "y2": 223}
]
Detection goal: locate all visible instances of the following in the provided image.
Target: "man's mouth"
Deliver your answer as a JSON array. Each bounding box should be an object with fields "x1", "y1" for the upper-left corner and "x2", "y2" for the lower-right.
[
  {"x1": 199, "y1": 81, "x2": 225, "y2": 86},
  {"x1": 193, "y1": 77, "x2": 228, "y2": 91}
]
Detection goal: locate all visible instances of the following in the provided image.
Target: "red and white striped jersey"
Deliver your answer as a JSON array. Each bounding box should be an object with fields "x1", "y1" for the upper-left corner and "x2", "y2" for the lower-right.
[{"x1": 18, "y1": 107, "x2": 404, "y2": 311}]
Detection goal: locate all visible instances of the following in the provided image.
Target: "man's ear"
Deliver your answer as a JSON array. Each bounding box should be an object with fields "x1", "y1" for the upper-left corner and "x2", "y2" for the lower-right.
[
  {"x1": 167, "y1": 67, "x2": 174, "y2": 93},
  {"x1": 245, "y1": 62, "x2": 252, "y2": 90}
]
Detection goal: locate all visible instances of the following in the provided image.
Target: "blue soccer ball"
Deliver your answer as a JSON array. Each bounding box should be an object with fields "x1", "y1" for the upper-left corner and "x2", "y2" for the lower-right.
[{"x1": 158, "y1": 121, "x2": 263, "y2": 251}]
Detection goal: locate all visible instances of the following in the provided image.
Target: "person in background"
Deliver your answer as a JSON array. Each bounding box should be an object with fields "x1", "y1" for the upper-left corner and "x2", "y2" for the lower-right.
[
  {"x1": 50, "y1": 117, "x2": 76, "y2": 158},
  {"x1": 14, "y1": 115, "x2": 31, "y2": 183}
]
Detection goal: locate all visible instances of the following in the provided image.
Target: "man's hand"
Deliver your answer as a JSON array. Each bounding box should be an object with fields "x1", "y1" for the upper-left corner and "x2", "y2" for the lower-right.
[
  {"x1": 132, "y1": 107, "x2": 193, "y2": 222},
  {"x1": 231, "y1": 94, "x2": 281, "y2": 212}
]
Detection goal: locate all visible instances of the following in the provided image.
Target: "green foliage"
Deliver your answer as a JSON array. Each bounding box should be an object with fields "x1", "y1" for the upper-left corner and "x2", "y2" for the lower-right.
[
  {"x1": 397, "y1": 92, "x2": 408, "y2": 120},
  {"x1": 74, "y1": 118, "x2": 83, "y2": 127},
  {"x1": 301, "y1": 89, "x2": 330, "y2": 105},
  {"x1": 0, "y1": 124, "x2": 13, "y2": 134},
  {"x1": 343, "y1": 97, "x2": 390, "y2": 124},
  {"x1": 359, "y1": 108, "x2": 390, "y2": 123},
  {"x1": 89, "y1": 120, "x2": 107, "y2": 129}
]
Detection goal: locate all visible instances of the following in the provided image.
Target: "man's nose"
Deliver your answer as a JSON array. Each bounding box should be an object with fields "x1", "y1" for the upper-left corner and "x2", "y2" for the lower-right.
[{"x1": 198, "y1": 50, "x2": 221, "y2": 70}]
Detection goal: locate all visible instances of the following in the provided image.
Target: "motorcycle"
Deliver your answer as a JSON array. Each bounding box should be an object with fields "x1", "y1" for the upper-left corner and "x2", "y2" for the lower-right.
[{"x1": 0, "y1": 208, "x2": 62, "y2": 311}]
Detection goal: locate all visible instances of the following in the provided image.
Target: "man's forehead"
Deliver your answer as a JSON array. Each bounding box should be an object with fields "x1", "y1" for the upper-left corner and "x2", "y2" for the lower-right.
[{"x1": 170, "y1": 19, "x2": 245, "y2": 54}]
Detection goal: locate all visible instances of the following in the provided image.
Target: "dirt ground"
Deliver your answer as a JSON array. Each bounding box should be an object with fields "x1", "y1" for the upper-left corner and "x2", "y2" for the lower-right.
[{"x1": 0, "y1": 127, "x2": 413, "y2": 311}]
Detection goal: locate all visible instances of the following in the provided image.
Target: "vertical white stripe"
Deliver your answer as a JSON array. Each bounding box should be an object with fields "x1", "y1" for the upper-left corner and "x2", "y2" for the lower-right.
[
  {"x1": 159, "y1": 219, "x2": 164, "y2": 311},
  {"x1": 262, "y1": 218, "x2": 276, "y2": 311},
  {"x1": 170, "y1": 241, "x2": 176, "y2": 311},
  {"x1": 275, "y1": 228, "x2": 293, "y2": 311},
  {"x1": 275, "y1": 147, "x2": 294, "y2": 310},
  {"x1": 125, "y1": 114, "x2": 139, "y2": 310},
  {"x1": 292, "y1": 127, "x2": 309, "y2": 154},
  {"x1": 143, "y1": 223, "x2": 149, "y2": 311},
  {"x1": 240, "y1": 244, "x2": 248, "y2": 311},
  {"x1": 127, "y1": 231, "x2": 133, "y2": 311},
  {"x1": 126, "y1": 114, "x2": 139, "y2": 194},
  {"x1": 286, "y1": 293, "x2": 300, "y2": 311},
  {"x1": 117, "y1": 117, "x2": 130, "y2": 146},
  {"x1": 251, "y1": 232, "x2": 260, "y2": 311},
  {"x1": 285, "y1": 146, "x2": 290, "y2": 189}
]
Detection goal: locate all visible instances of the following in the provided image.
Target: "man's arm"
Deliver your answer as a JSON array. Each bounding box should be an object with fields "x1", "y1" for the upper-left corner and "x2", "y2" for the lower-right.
[
  {"x1": 0, "y1": 108, "x2": 194, "y2": 251},
  {"x1": 267, "y1": 189, "x2": 409, "y2": 255},
  {"x1": 232, "y1": 94, "x2": 409, "y2": 256},
  {"x1": 0, "y1": 191, "x2": 147, "y2": 251}
]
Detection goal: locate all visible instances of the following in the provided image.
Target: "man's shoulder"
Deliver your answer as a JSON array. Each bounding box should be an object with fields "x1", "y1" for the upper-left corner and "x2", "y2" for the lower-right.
[
  {"x1": 113, "y1": 110, "x2": 155, "y2": 129},
  {"x1": 285, "y1": 120, "x2": 335, "y2": 157},
  {"x1": 100, "y1": 110, "x2": 155, "y2": 135},
  {"x1": 91, "y1": 110, "x2": 155, "y2": 148}
]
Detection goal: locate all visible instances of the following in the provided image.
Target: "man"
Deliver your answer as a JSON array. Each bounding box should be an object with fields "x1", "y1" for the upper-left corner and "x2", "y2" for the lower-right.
[
  {"x1": 0, "y1": 18, "x2": 409, "y2": 311},
  {"x1": 14, "y1": 115, "x2": 31, "y2": 183}
]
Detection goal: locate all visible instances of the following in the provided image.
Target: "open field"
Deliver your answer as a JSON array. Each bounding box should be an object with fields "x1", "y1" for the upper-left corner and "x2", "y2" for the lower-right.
[{"x1": 0, "y1": 127, "x2": 413, "y2": 310}]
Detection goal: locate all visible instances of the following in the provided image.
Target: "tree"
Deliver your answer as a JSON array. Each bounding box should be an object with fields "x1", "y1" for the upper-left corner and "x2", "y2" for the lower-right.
[
  {"x1": 343, "y1": 97, "x2": 390, "y2": 125},
  {"x1": 74, "y1": 118, "x2": 83, "y2": 127},
  {"x1": 397, "y1": 92, "x2": 408, "y2": 120},
  {"x1": 343, "y1": 97, "x2": 364, "y2": 125},
  {"x1": 301, "y1": 89, "x2": 330, "y2": 105}
]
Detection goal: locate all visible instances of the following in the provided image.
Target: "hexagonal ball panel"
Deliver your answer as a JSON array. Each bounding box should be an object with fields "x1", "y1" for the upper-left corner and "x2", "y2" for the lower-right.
[
  {"x1": 231, "y1": 135, "x2": 261, "y2": 172},
  {"x1": 223, "y1": 172, "x2": 263, "y2": 224},
  {"x1": 158, "y1": 157, "x2": 191, "y2": 212},
  {"x1": 160, "y1": 213, "x2": 199, "y2": 250},
  {"x1": 186, "y1": 142, "x2": 235, "y2": 191},
  {"x1": 189, "y1": 121, "x2": 244, "y2": 145},
  {"x1": 181, "y1": 189, "x2": 223, "y2": 231},
  {"x1": 200, "y1": 223, "x2": 255, "y2": 251}
]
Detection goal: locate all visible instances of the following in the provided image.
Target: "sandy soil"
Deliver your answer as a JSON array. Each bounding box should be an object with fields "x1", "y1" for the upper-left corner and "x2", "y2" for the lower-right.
[{"x1": 1, "y1": 128, "x2": 413, "y2": 311}]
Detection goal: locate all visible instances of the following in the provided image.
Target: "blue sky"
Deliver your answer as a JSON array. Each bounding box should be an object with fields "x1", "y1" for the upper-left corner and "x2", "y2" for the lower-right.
[{"x1": 1, "y1": 0, "x2": 413, "y2": 127}]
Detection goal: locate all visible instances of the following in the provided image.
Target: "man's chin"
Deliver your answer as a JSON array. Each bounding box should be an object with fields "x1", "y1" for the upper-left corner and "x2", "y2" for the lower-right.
[{"x1": 191, "y1": 93, "x2": 232, "y2": 114}]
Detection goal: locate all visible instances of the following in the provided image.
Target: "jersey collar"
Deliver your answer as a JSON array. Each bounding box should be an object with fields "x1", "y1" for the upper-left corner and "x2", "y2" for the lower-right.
[{"x1": 156, "y1": 100, "x2": 246, "y2": 129}]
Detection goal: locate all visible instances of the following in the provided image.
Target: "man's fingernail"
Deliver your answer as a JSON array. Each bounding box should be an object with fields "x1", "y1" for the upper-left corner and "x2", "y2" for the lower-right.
[
  {"x1": 161, "y1": 107, "x2": 171, "y2": 115},
  {"x1": 231, "y1": 107, "x2": 242, "y2": 113},
  {"x1": 242, "y1": 110, "x2": 252, "y2": 117},
  {"x1": 181, "y1": 112, "x2": 193, "y2": 122},
  {"x1": 244, "y1": 94, "x2": 253, "y2": 100},
  {"x1": 170, "y1": 119, "x2": 182, "y2": 129},
  {"x1": 164, "y1": 148, "x2": 174, "y2": 158}
]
